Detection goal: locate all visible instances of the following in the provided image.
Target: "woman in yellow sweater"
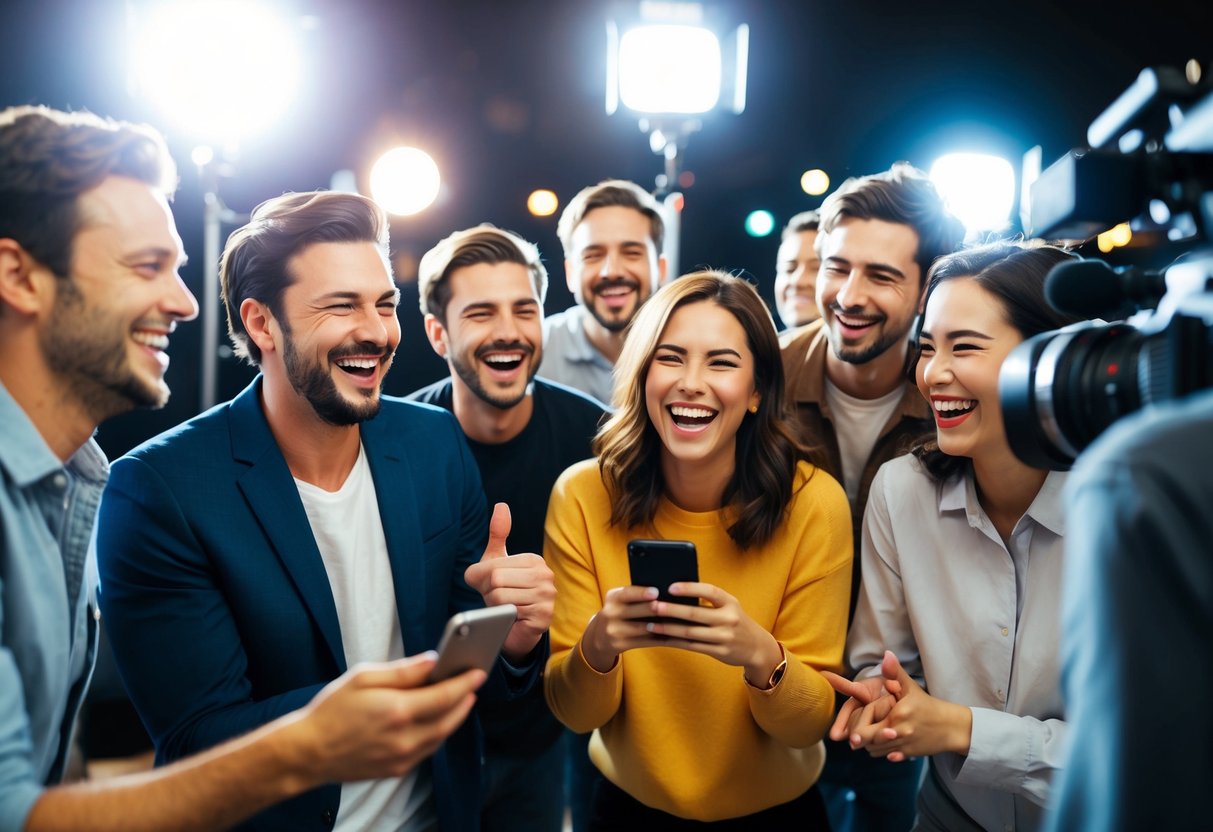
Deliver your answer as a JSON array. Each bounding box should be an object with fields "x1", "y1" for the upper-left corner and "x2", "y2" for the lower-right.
[{"x1": 544, "y1": 271, "x2": 852, "y2": 828}]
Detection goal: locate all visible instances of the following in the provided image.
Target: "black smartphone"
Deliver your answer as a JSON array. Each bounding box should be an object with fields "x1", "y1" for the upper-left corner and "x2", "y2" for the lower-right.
[
  {"x1": 627, "y1": 539, "x2": 699, "y2": 623},
  {"x1": 427, "y1": 604, "x2": 517, "y2": 683}
]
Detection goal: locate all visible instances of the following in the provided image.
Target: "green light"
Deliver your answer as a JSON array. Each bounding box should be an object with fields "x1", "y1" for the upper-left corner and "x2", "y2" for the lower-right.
[{"x1": 745, "y1": 209, "x2": 775, "y2": 237}]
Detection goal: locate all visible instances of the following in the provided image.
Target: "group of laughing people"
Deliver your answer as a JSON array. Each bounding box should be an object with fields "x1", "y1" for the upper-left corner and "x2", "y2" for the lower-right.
[{"x1": 0, "y1": 102, "x2": 1173, "y2": 832}]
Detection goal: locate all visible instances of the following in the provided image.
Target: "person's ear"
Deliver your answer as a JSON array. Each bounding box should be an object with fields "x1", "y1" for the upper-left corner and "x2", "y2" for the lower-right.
[
  {"x1": 424, "y1": 313, "x2": 449, "y2": 359},
  {"x1": 0, "y1": 239, "x2": 53, "y2": 317},
  {"x1": 241, "y1": 298, "x2": 279, "y2": 357}
]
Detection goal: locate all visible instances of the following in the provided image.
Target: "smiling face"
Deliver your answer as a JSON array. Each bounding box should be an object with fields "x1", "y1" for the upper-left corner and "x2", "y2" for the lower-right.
[
  {"x1": 40, "y1": 175, "x2": 197, "y2": 420},
  {"x1": 916, "y1": 277, "x2": 1024, "y2": 462},
  {"x1": 774, "y1": 229, "x2": 820, "y2": 327},
  {"x1": 817, "y1": 217, "x2": 921, "y2": 365},
  {"x1": 644, "y1": 300, "x2": 760, "y2": 482},
  {"x1": 273, "y1": 241, "x2": 400, "y2": 425},
  {"x1": 427, "y1": 260, "x2": 542, "y2": 410},
  {"x1": 565, "y1": 205, "x2": 664, "y2": 333}
]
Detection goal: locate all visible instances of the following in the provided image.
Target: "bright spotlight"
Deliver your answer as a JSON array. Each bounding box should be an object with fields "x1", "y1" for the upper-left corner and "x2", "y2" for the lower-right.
[
  {"x1": 130, "y1": 1, "x2": 301, "y2": 143},
  {"x1": 929, "y1": 153, "x2": 1016, "y2": 234},
  {"x1": 800, "y1": 169, "x2": 830, "y2": 196},
  {"x1": 527, "y1": 189, "x2": 559, "y2": 217},
  {"x1": 617, "y1": 25, "x2": 721, "y2": 115},
  {"x1": 744, "y1": 210, "x2": 776, "y2": 238},
  {"x1": 370, "y1": 147, "x2": 441, "y2": 217}
]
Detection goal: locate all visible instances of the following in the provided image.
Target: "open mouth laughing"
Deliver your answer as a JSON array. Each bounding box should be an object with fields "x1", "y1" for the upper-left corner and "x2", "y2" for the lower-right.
[
  {"x1": 932, "y1": 396, "x2": 976, "y2": 427},
  {"x1": 669, "y1": 404, "x2": 718, "y2": 432},
  {"x1": 831, "y1": 308, "x2": 883, "y2": 337}
]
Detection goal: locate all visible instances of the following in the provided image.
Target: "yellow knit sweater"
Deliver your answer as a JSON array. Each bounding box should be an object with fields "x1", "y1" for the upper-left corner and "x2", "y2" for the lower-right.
[{"x1": 544, "y1": 459, "x2": 853, "y2": 821}]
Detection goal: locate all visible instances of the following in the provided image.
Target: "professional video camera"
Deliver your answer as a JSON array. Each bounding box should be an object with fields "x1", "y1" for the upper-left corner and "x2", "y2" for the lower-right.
[{"x1": 1000, "y1": 64, "x2": 1213, "y2": 470}]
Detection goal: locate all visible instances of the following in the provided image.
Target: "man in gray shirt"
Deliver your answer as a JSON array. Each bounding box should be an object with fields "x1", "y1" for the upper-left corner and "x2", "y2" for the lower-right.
[{"x1": 539, "y1": 179, "x2": 667, "y2": 405}]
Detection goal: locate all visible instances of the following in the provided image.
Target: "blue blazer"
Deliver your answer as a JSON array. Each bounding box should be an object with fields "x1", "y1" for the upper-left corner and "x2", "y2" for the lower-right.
[{"x1": 96, "y1": 377, "x2": 536, "y2": 831}]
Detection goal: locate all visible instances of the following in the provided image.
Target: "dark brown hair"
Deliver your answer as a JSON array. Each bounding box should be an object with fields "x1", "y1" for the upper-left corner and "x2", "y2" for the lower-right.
[
  {"x1": 0, "y1": 105, "x2": 175, "y2": 279},
  {"x1": 594, "y1": 271, "x2": 811, "y2": 549},
  {"x1": 818, "y1": 162, "x2": 965, "y2": 282},
  {"x1": 417, "y1": 224, "x2": 547, "y2": 323},
  {"x1": 220, "y1": 191, "x2": 389, "y2": 365}
]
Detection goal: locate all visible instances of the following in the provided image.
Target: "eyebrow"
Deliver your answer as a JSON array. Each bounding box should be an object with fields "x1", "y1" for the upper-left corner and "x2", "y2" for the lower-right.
[
  {"x1": 824, "y1": 256, "x2": 905, "y2": 279},
  {"x1": 918, "y1": 328, "x2": 994, "y2": 341},
  {"x1": 314, "y1": 289, "x2": 399, "y2": 304},
  {"x1": 655, "y1": 343, "x2": 743, "y2": 359},
  {"x1": 127, "y1": 246, "x2": 188, "y2": 268}
]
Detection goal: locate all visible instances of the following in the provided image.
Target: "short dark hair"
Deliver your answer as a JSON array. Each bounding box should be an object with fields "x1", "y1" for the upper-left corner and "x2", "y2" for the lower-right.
[
  {"x1": 220, "y1": 191, "x2": 389, "y2": 365},
  {"x1": 818, "y1": 162, "x2": 965, "y2": 282},
  {"x1": 0, "y1": 105, "x2": 176, "y2": 279},
  {"x1": 781, "y1": 210, "x2": 820, "y2": 241},
  {"x1": 417, "y1": 225, "x2": 547, "y2": 323},
  {"x1": 557, "y1": 179, "x2": 664, "y2": 255},
  {"x1": 911, "y1": 240, "x2": 1084, "y2": 480}
]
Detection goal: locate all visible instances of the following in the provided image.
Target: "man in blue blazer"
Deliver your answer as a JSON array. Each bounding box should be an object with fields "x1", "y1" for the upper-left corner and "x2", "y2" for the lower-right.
[{"x1": 96, "y1": 191, "x2": 555, "y2": 831}]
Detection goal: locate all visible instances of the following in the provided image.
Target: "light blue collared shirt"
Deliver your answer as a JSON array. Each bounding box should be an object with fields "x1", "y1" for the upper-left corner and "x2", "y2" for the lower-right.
[
  {"x1": 538, "y1": 306, "x2": 615, "y2": 407},
  {"x1": 0, "y1": 381, "x2": 104, "y2": 831}
]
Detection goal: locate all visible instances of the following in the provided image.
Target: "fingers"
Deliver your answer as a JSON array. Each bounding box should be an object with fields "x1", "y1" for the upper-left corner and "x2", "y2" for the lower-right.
[
  {"x1": 821, "y1": 671, "x2": 877, "y2": 703},
  {"x1": 344, "y1": 652, "x2": 439, "y2": 689},
  {"x1": 483, "y1": 503, "x2": 511, "y2": 559}
]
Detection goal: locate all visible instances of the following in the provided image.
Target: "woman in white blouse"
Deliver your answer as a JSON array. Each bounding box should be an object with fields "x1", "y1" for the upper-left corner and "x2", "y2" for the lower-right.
[{"x1": 824, "y1": 241, "x2": 1083, "y2": 832}]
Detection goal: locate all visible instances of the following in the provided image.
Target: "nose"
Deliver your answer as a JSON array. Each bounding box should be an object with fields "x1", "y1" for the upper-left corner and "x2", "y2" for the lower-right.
[
  {"x1": 834, "y1": 270, "x2": 867, "y2": 311},
  {"x1": 920, "y1": 349, "x2": 953, "y2": 387},
  {"x1": 165, "y1": 271, "x2": 200, "y2": 322},
  {"x1": 492, "y1": 311, "x2": 522, "y2": 343},
  {"x1": 354, "y1": 303, "x2": 394, "y2": 347},
  {"x1": 677, "y1": 359, "x2": 706, "y2": 395},
  {"x1": 598, "y1": 250, "x2": 621, "y2": 279}
]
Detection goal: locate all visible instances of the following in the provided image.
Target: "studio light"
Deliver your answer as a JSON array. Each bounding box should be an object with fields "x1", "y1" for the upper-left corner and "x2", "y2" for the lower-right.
[
  {"x1": 129, "y1": 0, "x2": 301, "y2": 144},
  {"x1": 369, "y1": 147, "x2": 442, "y2": 217},
  {"x1": 929, "y1": 152, "x2": 1016, "y2": 235}
]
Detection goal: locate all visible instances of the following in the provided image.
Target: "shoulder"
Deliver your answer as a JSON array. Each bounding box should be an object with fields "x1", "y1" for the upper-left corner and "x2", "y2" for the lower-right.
[
  {"x1": 372, "y1": 395, "x2": 464, "y2": 439},
  {"x1": 867, "y1": 454, "x2": 940, "y2": 513},
  {"x1": 779, "y1": 318, "x2": 825, "y2": 356},
  {"x1": 534, "y1": 378, "x2": 609, "y2": 418},
  {"x1": 551, "y1": 458, "x2": 605, "y2": 500},
  {"x1": 403, "y1": 377, "x2": 453, "y2": 408},
  {"x1": 788, "y1": 459, "x2": 848, "y2": 518}
]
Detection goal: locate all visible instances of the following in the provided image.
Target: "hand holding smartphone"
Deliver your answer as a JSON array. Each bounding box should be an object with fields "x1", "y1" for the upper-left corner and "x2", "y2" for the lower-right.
[
  {"x1": 627, "y1": 539, "x2": 699, "y2": 623},
  {"x1": 427, "y1": 604, "x2": 517, "y2": 683}
]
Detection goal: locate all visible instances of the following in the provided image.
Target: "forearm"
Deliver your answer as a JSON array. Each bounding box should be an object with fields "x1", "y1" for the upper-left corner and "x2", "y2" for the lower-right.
[
  {"x1": 748, "y1": 654, "x2": 837, "y2": 747},
  {"x1": 25, "y1": 712, "x2": 318, "y2": 832},
  {"x1": 957, "y1": 709, "x2": 1067, "y2": 805},
  {"x1": 544, "y1": 638, "x2": 622, "y2": 733}
]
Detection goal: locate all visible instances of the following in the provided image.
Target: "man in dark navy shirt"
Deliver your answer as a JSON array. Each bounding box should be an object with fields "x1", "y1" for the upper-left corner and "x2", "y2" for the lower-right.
[{"x1": 409, "y1": 224, "x2": 606, "y2": 832}]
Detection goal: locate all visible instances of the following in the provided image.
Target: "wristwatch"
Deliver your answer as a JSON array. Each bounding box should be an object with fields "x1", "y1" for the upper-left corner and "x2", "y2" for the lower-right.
[{"x1": 746, "y1": 643, "x2": 787, "y2": 691}]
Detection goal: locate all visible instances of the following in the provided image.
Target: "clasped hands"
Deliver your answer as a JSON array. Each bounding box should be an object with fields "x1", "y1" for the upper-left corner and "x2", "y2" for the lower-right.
[{"x1": 821, "y1": 650, "x2": 972, "y2": 762}]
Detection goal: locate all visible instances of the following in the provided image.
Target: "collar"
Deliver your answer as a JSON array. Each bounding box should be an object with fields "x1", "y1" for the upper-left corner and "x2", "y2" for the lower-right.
[
  {"x1": 0, "y1": 380, "x2": 108, "y2": 487},
  {"x1": 548, "y1": 306, "x2": 611, "y2": 368},
  {"x1": 781, "y1": 319, "x2": 929, "y2": 422},
  {"x1": 939, "y1": 466, "x2": 1067, "y2": 537}
]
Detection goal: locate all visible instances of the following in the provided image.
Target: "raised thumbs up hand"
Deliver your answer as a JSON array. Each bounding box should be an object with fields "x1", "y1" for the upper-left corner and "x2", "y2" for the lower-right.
[{"x1": 463, "y1": 503, "x2": 555, "y2": 661}]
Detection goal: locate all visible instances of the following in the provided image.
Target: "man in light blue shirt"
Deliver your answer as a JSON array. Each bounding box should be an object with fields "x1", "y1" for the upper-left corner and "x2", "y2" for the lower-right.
[
  {"x1": 538, "y1": 180, "x2": 667, "y2": 405},
  {"x1": 0, "y1": 104, "x2": 486, "y2": 832}
]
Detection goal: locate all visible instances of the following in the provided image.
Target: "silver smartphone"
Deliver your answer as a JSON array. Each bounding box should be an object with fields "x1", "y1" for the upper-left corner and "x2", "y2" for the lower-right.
[{"x1": 427, "y1": 604, "x2": 517, "y2": 683}]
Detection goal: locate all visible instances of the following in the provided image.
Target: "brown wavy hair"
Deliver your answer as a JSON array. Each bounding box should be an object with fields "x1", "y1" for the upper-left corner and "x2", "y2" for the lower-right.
[{"x1": 593, "y1": 271, "x2": 811, "y2": 549}]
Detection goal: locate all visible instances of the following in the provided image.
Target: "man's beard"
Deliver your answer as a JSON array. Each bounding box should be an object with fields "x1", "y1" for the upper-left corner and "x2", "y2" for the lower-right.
[
  {"x1": 450, "y1": 340, "x2": 536, "y2": 411},
  {"x1": 586, "y1": 277, "x2": 642, "y2": 333},
  {"x1": 41, "y1": 277, "x2": 167, "y2": 422},
  {"x1": 283, "y1": 333, "x2": 388, "y2": 426}
]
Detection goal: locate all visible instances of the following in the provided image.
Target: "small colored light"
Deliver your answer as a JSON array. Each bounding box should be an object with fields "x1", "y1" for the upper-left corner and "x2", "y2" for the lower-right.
[
  {"x1": 527, "y1": 189, "x2": 559, "y2": 217},
  {"x1": 800, "y1": 169, "x2": 830, "y2": 196},
  {"x1": 745, "y1": 209, "x2": 776, "y2": 237}
]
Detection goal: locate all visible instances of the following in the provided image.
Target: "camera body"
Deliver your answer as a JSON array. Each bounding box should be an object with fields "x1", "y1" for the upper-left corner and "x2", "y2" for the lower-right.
[{"x1": 1001, "y1": 66, "x2": 1213, "y2": 470}]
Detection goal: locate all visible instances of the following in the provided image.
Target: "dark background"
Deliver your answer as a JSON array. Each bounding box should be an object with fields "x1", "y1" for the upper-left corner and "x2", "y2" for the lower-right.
[{"x1": 3, "y1": 0, "x2": 1207, "y2": 458}]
